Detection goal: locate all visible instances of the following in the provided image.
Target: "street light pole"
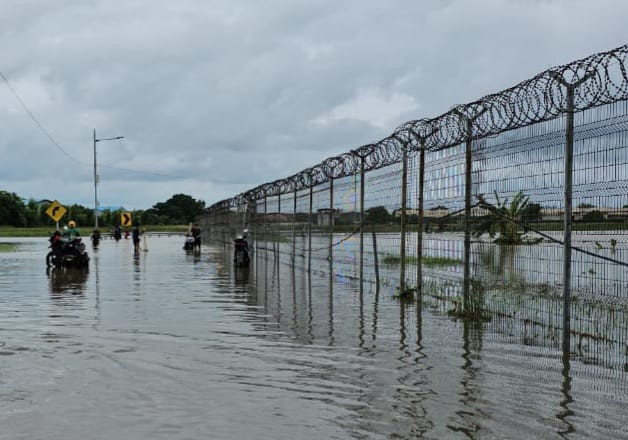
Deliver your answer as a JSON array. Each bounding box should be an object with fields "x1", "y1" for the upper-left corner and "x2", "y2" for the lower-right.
[
  {"x1": 93, "y1": 129, "x2": 124, "y2": 229},
  {"x1": 93, "y1": 129, "x2": 98, "y2": 229}
]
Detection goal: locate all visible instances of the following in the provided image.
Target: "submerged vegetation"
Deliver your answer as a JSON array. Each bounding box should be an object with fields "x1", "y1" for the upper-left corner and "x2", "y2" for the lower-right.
[
  {"x1": 382, "y1": 254, "x2": 462, "y2": 266},
  {"x1": 0, "y1": 243, "x2": 18, "y2": 252},
  {"x1": 475, "y1": 191, "x2": 542, "y2": 245}
]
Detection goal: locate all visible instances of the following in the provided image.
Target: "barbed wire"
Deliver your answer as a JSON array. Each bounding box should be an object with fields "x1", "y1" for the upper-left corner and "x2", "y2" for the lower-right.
[{"x1": 208, "y1": 43, "x2": 628, "y2": 212}]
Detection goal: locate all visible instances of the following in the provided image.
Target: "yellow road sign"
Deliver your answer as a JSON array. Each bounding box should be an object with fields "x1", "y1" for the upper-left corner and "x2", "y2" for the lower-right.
[
  {"x1": 121, "y1": 212, "x2": 132, "y2": 227},
  {"x1": 45, "y1": 200, "x2": 67, "y2": 223}
]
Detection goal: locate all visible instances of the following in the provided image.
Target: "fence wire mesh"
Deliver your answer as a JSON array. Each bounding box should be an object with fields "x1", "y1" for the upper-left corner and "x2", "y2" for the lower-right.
[{"x1": 202, "y1": 44, "x2": 628, "y2": 363}]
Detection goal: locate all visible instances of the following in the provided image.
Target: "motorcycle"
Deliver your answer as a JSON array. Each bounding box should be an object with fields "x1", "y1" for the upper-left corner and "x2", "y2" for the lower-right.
[
  {"x1": 113, "y1": 227, "x2": 122, "y2": 241},
  {"x1": 233, "y1": 236, "x2": 250, "y2": 267},
  {"x1": 183, "y1": 234, "x2": 196, "y2": 251},
  {"x1": 46, "y1": 232, "x2": 90, "y2": 268}
]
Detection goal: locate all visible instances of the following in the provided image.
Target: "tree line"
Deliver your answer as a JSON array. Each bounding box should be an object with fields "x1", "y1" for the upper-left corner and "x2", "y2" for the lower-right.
[{"x1": 0, "y1": 191, "x2": 205, "y2": 228}]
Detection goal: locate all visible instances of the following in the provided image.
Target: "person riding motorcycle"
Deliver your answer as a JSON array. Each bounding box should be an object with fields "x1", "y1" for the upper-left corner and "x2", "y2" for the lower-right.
[
  {"x1": 233, "y1": 230, "x2": 250, "y2": 266},
  {"x1": 63, "y1": 220, "x2": 81, "y2": 239}
]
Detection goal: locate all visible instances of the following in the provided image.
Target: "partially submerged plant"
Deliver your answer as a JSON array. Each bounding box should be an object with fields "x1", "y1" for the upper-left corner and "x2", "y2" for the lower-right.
[{"x1": 475, "y1": 191, "x2": 538, "y2": 245}]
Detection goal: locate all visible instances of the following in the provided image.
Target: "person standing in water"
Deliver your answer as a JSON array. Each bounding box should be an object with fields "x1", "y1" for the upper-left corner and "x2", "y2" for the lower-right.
[{"x1": 131, "y1": 224, "x2": 141, "y2": 253}]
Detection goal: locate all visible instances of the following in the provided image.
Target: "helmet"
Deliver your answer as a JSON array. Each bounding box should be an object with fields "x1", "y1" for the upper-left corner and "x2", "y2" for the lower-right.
[{"x1": 68, "y1": 220, "x2": 76, "y2": 228}]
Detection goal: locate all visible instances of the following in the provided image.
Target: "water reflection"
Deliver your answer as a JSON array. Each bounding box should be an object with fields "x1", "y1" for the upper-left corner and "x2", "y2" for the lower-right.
[
  {"x1": 47, "y1": 267, "x2": 89, "y2": 295},
  {"x1": 2, "y1": 237, "x2": 626, "y2": 439}
]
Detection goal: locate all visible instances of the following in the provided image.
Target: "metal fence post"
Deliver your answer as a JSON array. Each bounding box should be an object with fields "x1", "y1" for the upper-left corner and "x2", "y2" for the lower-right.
[
  {"x1": 293, "y1": 189, "x2": 297, "y2": 260},
  {"x1": 399, "y1": 144, "x2": 408, "y2": 294},
  {"x1": 329, "y1": 178, "x2": 334, "y2": 261},
  {"x1": 552, "y1": 72, "x2": 591, "y2": 348},
  {"x1": 308, "y1": 186, "x2": 313, "y2": 269},
  {"x1": 359, "y1": 156, "x2": 365, "y2": 291},
  {"x1": 454, "y1": 108, "x2": 486, "y2": 315},
  {"x1": 417, "y1": 144, "x2": 426, "y2": 295},
  {"x1": 263, "y1": 196, "x2": 267, "y2": 249}
]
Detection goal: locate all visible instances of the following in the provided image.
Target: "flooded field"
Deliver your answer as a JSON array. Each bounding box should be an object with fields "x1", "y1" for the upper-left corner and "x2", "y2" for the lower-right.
[{"x1": 0, "y1": 236, "x2": 627, "y2": 439}]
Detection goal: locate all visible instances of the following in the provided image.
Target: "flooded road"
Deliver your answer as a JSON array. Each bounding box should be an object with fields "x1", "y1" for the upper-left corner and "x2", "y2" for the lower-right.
[{"x1": 0, "y1": 236, "x2": 626, "y2": 439}]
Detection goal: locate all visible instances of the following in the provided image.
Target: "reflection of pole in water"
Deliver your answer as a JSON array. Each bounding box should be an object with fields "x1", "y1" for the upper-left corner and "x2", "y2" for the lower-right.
[
  {"x1": 93, "y1": 251, "x2": 101, "y2": 329},
  {"x1": 275, "y1": 247, "x2": 282, "y2": 324},
  {"x1": 307, "y1": 268, "x2": 314, "y2": 343},
  {"x1": 399, "y1": 301, "x2": 407, "y2": 351},
  {"x1": 291, "y1": 263, "x2": 298, "y2": 338},
  {"x1": 557, "y1": 315, "x2": 574, "y2": 436},
  {"x1": 416, "y1": 288, "x2": 423, "y2": 349},
  {"x1": 372, "y1": 278, "x2": 380, "y2": 345},
  {"x1": 328, "y1": 259, "x2": 334, "y2": 346},
  {"x1": 358, "y1": 278, "x2": 365, "y2": 349}
]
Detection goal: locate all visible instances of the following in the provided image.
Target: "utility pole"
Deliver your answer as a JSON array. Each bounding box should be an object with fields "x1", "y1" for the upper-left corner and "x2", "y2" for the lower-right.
[{"x1": 93, "y1": 129, "x2": 124, "y2": 229}]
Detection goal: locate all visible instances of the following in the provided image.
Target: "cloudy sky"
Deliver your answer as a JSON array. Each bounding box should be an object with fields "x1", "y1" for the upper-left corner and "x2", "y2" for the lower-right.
[{"x1": 0, "y1": 0, "x2": 626, "y2": 210}]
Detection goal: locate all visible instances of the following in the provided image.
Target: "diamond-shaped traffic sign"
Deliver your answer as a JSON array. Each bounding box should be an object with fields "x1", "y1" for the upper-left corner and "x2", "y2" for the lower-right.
[
  {"x1": 121, "y1": 212, "x2": 132, "y2": 227},
  {"x1": 45, "y1": 200, "x2": 67, "y2": 223}
]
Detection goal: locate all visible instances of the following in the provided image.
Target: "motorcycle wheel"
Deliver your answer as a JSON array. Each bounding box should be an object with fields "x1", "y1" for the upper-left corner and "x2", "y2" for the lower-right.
[{"x1": 46, "y1": 251, "x2": 57, "y2": 267}]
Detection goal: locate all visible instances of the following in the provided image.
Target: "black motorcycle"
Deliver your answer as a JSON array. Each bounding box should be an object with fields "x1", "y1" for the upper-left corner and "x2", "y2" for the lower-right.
[
  {"x1": 233, "y1": 237, "x2": 250, "y2": 267},
  {"x1": 46, "y1": 233, "x2": 90, "y2": 268}
]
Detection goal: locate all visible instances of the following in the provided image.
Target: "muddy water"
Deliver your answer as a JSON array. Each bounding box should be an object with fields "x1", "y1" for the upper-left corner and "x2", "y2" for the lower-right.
[{"x1": 0, "y1": 236, "x2": 626, "y2": 439}]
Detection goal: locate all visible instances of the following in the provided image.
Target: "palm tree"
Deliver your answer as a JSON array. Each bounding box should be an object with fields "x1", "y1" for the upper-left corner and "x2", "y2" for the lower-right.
[{"x1": 474, "y1": 191, "x2": 530, "y2": 244}]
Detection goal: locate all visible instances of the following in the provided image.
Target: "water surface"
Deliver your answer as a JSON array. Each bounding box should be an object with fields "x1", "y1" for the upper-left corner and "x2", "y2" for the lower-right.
[{"x1": 0, "y1": 236, "x2": 626, "y2": 439}]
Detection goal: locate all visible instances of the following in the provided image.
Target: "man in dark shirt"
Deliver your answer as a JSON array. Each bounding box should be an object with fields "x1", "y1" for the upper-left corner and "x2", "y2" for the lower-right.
[
  {"x1": 131, "y1": 224, "x2": 141, "y2": 253},
  {"x1": 191, "y1": 224, "x2": 201, "y2": 250}
]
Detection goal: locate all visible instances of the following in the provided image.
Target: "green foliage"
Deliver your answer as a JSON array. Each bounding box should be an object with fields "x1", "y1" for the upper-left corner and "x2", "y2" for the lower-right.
[
  {"x1": 365, "y1": 206, "x2": 391, "y2": 224},
  {"x1": 577, "y1": 203, "x2": 595, "y2": 208},
  {"x1": 151, "y1": 194, "x2": 205, "y2": 224},
  {"x1": 0, "y1": 189, "x2": 205, "y2": 228},
  {"x1": 581, "y1": 210, "x2": 605, "y2": 223},
  {"x1": 0, "y1": 243, "x2": 18, "y2": 252},
  {"x1": 521, "y1": 202, "x2": 541, "y2": 223},
  {"x1": 475, "y1": 191, "x2": 531, "y2": 245},
  {"x1": 0, "y1": 191, "x2": 27, "y2": 226},
  {"x1": 381, "y1": 254, "x2": 462, "y2": 266}
]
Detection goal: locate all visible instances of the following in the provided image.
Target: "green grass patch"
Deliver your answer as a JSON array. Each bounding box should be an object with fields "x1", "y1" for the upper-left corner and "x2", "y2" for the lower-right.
[
  {"x1": 0, "y1": 225, "x2": 191, "y2": 237},
  {"x1": 0, "y1": 243, "x2": 19, "y2": 252},
  {"x1": 0, "y1": 226, "x2": 56, "y2": 237},
  {"x1": 381, "y1": 254, "x2": 462, "y2": 266},
  {"x1": 251, "y1": 233, "x2": 292, "y2": 243}
]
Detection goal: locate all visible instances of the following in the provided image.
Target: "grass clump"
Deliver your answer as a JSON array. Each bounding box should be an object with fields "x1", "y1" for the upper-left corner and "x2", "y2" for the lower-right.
[
  {"x1": 382, "y1": 254, "x2": 462, "y2": 267},
  {"x1": 0, "y1": 243, "x2": 19, "y2": 252},
  {"x1": 393, "y1": 286, "x2": 416, "y2": 303}
]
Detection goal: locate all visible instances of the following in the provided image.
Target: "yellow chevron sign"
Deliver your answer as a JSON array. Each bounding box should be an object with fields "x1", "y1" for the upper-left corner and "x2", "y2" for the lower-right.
[{"x1": 121, "y1": 212, "x2": 132, "y2": 227}]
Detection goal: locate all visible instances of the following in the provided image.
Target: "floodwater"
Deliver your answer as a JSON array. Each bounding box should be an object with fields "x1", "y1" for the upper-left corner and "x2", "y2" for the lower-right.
[{"x1": 0, "y1": 236, "x2": 626, "y2": 439}]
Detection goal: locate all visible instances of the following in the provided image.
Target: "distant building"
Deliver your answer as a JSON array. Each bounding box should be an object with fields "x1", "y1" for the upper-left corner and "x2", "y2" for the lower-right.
[{"x1": 317, "y1": 208, "x2": 341, "y2": 226}]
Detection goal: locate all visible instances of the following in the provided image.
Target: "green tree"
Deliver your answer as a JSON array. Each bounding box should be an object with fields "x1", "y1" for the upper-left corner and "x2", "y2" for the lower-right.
[
  {"x1": 581, "y1": 210, "x2": 605, "y2": 222},
  {"x1": 152, "y1": 194, "x2": 205, "y2": 224},
  {"x1": 0, "y1": 191, "x2": 27, "y2": 226},
  {"x1": 365, "y1": 206, "x2": 391, "y2": 225},
  {"x1": 475, "y1": 191, "x2": 531, "y2": 244},
  {"x1": 521, "y1": 202, "x2": 542, "y2": 223}
]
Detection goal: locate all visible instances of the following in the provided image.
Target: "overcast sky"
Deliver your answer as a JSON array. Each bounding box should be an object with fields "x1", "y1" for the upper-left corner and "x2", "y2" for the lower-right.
[{"x1": 0, "y1": 0, "x2": 626, "y2": 210}]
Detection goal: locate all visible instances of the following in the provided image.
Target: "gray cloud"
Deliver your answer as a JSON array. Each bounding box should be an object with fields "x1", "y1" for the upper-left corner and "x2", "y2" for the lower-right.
[{"x1": 1, "y1": 0, "x2": 627, "y2": 209}]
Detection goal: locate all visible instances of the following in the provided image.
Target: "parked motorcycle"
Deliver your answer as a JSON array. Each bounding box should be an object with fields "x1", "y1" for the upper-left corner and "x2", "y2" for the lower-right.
[
  {"x1": 233, "y1": 235, "x2": 250, "y2": 267},
  {"x1": 46, "y1": 232, "x2": 90, "y2": 268}
]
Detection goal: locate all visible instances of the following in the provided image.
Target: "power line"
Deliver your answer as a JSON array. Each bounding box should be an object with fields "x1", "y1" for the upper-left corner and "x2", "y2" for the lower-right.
[
  {"x1": 0, "y1": 70, "x2": 82, "y2": 164},
  {"x1": 0, "y1": 70, "x2": 186, "y2": 180}
]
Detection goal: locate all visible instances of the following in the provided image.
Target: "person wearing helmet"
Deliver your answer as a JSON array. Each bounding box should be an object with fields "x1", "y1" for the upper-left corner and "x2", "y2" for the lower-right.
[{"x1": 64, "y1": 220, "x2": 81, "y2": 240}]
